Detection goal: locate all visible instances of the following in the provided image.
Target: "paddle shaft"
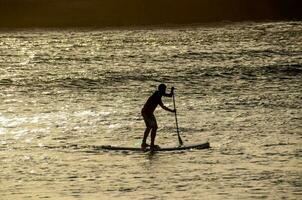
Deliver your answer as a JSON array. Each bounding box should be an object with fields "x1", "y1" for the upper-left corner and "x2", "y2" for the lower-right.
[{"x1": 172, "y1": 93, "x2": 183, "y2": 146}]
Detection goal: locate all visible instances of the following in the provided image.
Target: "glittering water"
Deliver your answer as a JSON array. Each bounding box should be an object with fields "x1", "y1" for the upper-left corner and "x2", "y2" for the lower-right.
[{"x1": 0, "y1": 22, "x2": 301, "y2": 200}]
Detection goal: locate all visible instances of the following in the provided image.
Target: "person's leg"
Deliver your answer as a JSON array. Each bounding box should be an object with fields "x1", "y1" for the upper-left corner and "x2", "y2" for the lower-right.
[
  {"x1": 150, "y1": 126, "x2": 157, "y2": 147},
  {"x1": 150, "y1": 115, "x2": 159, "y2": 150},
  {"x1": 141, "y1": 113, "x2": 151, "y2": 149},
  {"x1": 142, "y1": 114, "x2": 158, "y2": 150},
  {"x1": 142, "y1": 127, "x2": 151, "y2": 146}
]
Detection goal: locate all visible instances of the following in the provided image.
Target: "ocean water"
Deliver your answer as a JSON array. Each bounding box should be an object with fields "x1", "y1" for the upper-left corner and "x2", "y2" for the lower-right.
[{"x1": 0, "y1": 21, "x2": 301, "y2": 200}]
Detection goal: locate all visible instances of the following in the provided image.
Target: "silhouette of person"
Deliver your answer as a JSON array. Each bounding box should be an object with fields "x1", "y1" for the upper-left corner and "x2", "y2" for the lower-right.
[{"x1": 141, "y1": 84, "x2": 176, "y2": 151}]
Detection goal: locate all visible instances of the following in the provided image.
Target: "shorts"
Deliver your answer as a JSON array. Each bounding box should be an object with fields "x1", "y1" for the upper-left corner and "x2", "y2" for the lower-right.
[{"x1": 142, "y1": 113, "x2": 158, "y2": 129}]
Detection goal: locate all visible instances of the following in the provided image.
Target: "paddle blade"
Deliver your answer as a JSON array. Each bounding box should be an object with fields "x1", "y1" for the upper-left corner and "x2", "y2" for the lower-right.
[{"x1": 178, "y1": 134, "x2": 183, "y2": 146}]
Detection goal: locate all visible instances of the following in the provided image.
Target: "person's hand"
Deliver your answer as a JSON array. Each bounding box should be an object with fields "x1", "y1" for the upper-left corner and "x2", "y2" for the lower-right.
[
  {"x1": 172, "y1": 109, "x2": 177, "y2": 113},
  {"x1": 171, "y1": 87, "x2": 175, "y2": 95}
]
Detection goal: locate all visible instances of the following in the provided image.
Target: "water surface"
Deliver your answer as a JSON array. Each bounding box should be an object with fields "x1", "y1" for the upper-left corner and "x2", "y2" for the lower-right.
[{"x1": 0, "y1": 21, "x2": 301, "y2": 199}]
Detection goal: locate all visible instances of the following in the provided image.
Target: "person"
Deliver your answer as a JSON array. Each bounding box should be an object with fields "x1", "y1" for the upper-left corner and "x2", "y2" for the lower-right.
[{"x1": 141, "y1": 84, "x2": 176, "y2": 151}]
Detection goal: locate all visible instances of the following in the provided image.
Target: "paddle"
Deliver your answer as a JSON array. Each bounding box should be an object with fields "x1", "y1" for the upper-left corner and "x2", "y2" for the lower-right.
[{"x1": 172, "y1": 89, "x2": 183, "y2": 146}]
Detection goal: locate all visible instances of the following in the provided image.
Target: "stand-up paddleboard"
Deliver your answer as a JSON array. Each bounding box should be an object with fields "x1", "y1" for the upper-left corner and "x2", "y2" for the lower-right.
[{"x1": 93, "y1": 142, "x2": 210, "y2": 152}]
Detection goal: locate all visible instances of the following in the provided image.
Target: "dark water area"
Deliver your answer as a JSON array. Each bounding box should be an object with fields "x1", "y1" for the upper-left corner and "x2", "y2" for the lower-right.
[
  {"x1": 0, "y1": 0, "x2": 301, "y2": 27},
  {"x1": 0, "y1": 21, "x2": 301, "y2": 199}
]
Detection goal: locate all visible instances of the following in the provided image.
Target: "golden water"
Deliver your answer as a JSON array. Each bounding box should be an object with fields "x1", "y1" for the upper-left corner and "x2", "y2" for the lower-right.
[{"x1": 0, "y1": 22, "x2": 301, "y2": 199}]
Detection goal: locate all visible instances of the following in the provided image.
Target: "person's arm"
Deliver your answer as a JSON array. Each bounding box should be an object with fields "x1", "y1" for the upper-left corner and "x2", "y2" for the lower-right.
[
  {"x1": 159, "y1": 100, "x2": 175, "y2": 113},
  {"x1": 163, "y1": 87, "x2": 175, "y2": 97}
]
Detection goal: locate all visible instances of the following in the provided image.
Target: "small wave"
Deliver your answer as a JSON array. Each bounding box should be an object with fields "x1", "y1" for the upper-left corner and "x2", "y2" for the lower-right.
[
  {"x1": 0, "y1": 79, "x2": 13, "y2": 86},
  {"x1": 182, "y1": 63, "x2": 302, "y2": 80},
  {"x1": 263, "y1": 142, "x2": 293, "y2": 147},
  {"x1": 172, "y1": 51, "x2": 233, "y2": 60},
  {"x1": 54, "y1": 77, "x2": 105, "y2": 89},
  {"x1": 262, "y1": 64, "x2": 302, "y2": 76}
]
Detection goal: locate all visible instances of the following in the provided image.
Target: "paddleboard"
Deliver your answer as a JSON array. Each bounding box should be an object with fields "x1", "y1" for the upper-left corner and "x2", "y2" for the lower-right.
[{"x1": 93, "y1": 142, "x2": 210, "y2": 152}]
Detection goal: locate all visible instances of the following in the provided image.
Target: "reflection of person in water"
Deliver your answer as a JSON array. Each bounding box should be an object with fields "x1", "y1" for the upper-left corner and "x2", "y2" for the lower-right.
[{"x1": 141, "y1": 84, "x2": 176, "y2": 151}]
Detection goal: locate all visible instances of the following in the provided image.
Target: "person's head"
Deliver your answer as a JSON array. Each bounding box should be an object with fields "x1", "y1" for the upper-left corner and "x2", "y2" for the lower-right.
[{"x1": 158, "y1": 84, "x2": 166, "y2": 94}]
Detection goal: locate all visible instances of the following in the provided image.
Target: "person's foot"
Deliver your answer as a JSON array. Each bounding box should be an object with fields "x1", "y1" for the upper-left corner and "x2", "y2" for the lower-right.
[
  {"x1": 141, "y1": 143, "x2": 150, "y2": 151},
  {"x1": 150, "y1": 144, "x2": 161, "y2": 152}
]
